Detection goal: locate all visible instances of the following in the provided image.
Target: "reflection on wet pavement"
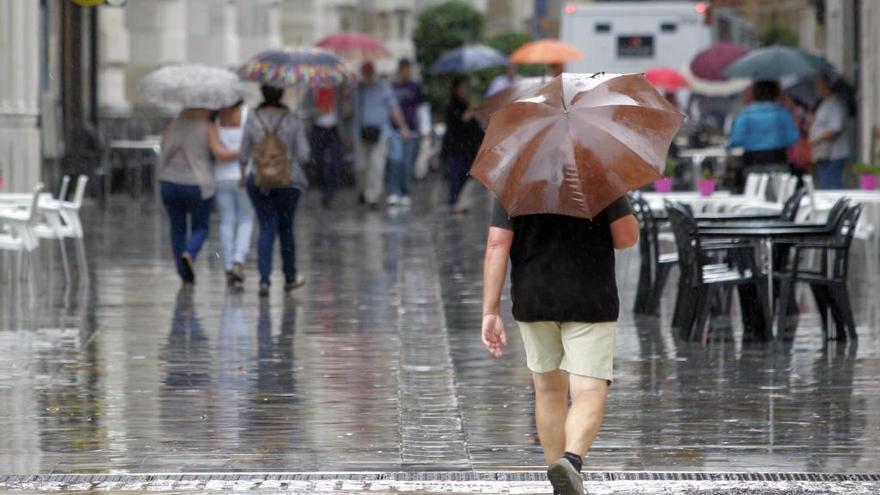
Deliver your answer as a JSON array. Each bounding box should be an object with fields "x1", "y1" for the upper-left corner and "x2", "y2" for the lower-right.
[{"x1": 0, "y1": 180, "x2": 878, "y2": 475}]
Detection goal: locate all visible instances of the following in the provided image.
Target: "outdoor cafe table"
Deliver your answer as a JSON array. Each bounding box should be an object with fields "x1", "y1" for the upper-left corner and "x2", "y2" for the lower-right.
[
  {"x1": 640, "y1": 191, "x2": 782, "y2": 216},
  {"x1": 103, "y1": 138, "x2": 161, "y2": 205},
  {"x1": 698, "y1": 223, "x2": 833, "y2": 339}
]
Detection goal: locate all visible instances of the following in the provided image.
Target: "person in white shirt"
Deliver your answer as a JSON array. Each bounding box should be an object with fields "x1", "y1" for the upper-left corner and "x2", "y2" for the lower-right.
[
  {"x1": 809, "y1": 73, "x2": 851, "y2": 190},
  {"x1": 486, "y1": 64, "x2": 520, "y2": 97},
  {"x1": 214, "y1": 100, "x2": 253, "y2": 288}
]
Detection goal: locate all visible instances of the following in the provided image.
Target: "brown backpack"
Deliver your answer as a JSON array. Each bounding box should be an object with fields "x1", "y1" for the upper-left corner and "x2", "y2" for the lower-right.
[{"x1": 252, "y1": 110, "x2": 292, "y2": 188}]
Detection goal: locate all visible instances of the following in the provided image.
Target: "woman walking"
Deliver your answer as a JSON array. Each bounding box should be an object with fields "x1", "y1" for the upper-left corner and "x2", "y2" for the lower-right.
[
  {"x1": 159, "y1": 107, "x2": 238, "y2": 285},
  {"x1": 239, "y1": 85, "x2": 310, "y2": 297},
  {"x1": 215, "y1": 100, "x2": 254, "y2": 288},
  {"x1": 442, "y1": 76, "x2": 484, "y2": 213},
  {"x1": 727, "y1": 80, "x2": 799, "y2": 190}
]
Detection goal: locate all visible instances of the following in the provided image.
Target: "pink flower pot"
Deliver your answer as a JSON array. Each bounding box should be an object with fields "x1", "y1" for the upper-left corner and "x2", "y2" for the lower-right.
[
  {"x1": 654, "y1": 177, "x2": 673, "y2": 193},
  {"x1": 698, "y1": 179, "x2": 716, "y2": 197},
  {"x1": 859, "y1": 174, "x2": 878, "y2": 191}
]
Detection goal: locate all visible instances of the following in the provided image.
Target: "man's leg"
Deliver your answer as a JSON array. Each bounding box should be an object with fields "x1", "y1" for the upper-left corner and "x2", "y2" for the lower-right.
[
  {"x1": 564, "y1": 374, "x2": 609, "y2": 457},
  {"x1": 364, "y1": 138, "x2": 388, "y2": 204},
  {"x1": 532, "y1": 370, "x2": 570, "y2": 464}
]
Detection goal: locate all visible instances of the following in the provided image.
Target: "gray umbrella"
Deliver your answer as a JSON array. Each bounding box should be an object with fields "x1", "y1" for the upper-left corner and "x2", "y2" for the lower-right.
[
  {"x1": 723, "y1": 45, "x2": 833, "y2": 80},
  {"x1": 139, "y1": 64, "x2": 242, "y2": 110}
]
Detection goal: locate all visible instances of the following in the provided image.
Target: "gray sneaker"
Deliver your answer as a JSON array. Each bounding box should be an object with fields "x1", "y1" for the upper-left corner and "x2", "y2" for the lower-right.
[{"x1": 547, "y1": 458, "x2": 584, "y2": 495}]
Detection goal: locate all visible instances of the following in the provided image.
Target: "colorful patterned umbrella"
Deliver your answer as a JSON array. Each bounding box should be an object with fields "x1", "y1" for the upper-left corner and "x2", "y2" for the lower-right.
[
  {"x1": 316, "y1": 32, "x2": 391, "y2": 60},
  {"x1": 238, "y1": 47, "x2": 355, "y2": 88},
  {"x1": 690, "y1": 42, "x2": 749, "y2": 81}
]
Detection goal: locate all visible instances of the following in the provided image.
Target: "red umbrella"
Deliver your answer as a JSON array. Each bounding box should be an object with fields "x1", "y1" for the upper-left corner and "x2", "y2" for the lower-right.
[
  {"x1": 690, "y1": 42, "x2": 749, "y2": 81},
  {"x1": 644, "y1": 67, "x2": 689, "y2": 91},
  {"x1": 316, "y1": 32, "x2": 390, "y2": 61}
]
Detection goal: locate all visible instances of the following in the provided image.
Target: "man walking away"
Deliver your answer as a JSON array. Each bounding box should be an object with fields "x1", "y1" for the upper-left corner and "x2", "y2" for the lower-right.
[
  {"x1": 480, "y1": 196, "x2": 640, "y2": 495},
  {"x1": 308, "y1": 85, "x2": 344, "y2": 208},
  {"x1": 387, "y1": 59, "x2": 426, "y2": 207},
  {"x1": 354, "y1": 61, "x2": 410, "y2": 210}
]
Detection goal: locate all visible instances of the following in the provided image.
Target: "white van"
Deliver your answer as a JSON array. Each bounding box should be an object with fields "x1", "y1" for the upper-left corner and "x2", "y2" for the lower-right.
[{"x1": 560, "y1": 1, "x2": 712, "y2": 74}]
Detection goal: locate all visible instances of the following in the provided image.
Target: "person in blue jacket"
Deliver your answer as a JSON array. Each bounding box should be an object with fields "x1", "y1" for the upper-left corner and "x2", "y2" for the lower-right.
[{"x1": 728, "y1": 80, "x2": 799, "y2": 185}]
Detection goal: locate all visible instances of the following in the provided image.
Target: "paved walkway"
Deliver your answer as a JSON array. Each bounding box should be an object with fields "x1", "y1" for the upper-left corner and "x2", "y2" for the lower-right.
[{"x1": 0, "y1": 181, "x2": 878, "y2": 491}]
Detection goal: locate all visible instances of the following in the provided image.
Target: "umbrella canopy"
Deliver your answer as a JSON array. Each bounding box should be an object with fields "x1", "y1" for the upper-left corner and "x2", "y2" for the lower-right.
[
  {"x1": 316, "y1": 32, "x2": 391, "y2": 60},
  {"x1": 644, "y1": 67, "x2": 689, "y2": 91},
  {"x1": 680, "y1": 63, "x2": 751, "y2": 97},
  {"x1": 429, "y1": 44, "x2": 509, "y2": 74},
  {"x1": 139, "y1": 64, "x2": 241, "y2": 110},
  {"x1": 474, "y1": 77, "x2": 543, "y2": 126},
  {"x1": 471, "y1": 73, "x2": 685, "y2": 220},
  {"x1": 239, "y1": 47, "x2": 355, "y2": 88},
  {"x1": 724, "y1": 45, "x2": 833, "y2": 80},
  {"x1": 510, "y1": 39, "x2": 583, "y2": 64},
  {"x1": 690, "y1": 42, "x2": 749, "y2": 81}
]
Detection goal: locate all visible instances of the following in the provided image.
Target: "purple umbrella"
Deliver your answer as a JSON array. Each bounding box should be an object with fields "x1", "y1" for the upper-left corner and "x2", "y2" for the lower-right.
[{"x1": 690, "y1": 42, "x2": 749, "y2": 81}]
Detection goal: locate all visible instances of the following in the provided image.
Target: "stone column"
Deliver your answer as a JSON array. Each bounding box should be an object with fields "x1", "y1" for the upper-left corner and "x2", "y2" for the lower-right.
[
  {"x1": 126, "y1": 0, "x2": 188, "y2": 105},
  {"x1": 237, "y1": 0, "x2": 282, "y2": 60},
  {"x1": 99, "y1": 5, "x2": 131, "y2": 115},
  {"x1": 0, "y1": 1, "x2": 42, "y2": 192},
  {"x1": 824, "y1": 0, "x2": 856, "y2": 77},
  {"x1": 187, "y1": 0, "x2": 239, "y2": 67},
  {"x1": 858, "y1": 1, "x2": 880, "y2": 163}
]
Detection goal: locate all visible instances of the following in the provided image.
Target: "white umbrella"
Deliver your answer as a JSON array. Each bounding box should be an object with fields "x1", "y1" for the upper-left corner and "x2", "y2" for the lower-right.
[{"x1": 139, "y1": 64, "x2": 242, "y2": 110}]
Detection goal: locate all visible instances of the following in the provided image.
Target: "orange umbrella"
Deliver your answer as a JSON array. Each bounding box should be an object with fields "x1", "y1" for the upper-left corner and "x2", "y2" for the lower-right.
[
  {"x1": 510, "y1": 39, "x2": 583, "y2": 64},
  {"x1": 470, "y1": 73, "x2": 685, "y2": 219}
]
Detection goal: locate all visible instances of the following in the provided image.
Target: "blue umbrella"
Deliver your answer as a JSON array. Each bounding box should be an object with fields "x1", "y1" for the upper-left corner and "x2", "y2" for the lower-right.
[
  {"x1": 429, "y1": 44, "x2": 509, "y2": 75},
  {"x1": 723, "y1": 45, "x2": 833, "y2": 80}
]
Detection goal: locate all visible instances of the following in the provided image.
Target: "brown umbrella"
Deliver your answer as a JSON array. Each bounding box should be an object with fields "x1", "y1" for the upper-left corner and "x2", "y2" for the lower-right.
[
  {"x1": 475, "y1": 77, "x2": 542, "y2": 127},
  {"x1": 470, "y1": 72, "x2": 685, "y2": 219}
]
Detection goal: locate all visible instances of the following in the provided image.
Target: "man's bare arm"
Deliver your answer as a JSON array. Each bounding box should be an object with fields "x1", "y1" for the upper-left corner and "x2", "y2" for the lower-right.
[
  {"x1": 610, "y1": 214, "x2": 639, "y2": 250},
  {"x1": 481, "y1": 227, "x2": 513, "y2": 358}
]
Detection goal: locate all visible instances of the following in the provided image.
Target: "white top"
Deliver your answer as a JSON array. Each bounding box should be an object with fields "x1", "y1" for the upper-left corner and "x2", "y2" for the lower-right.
[
  {"x1": 315, "y1": 110, "x2": 337, "y2": 128},
  {"x1": 214, "y1": 106, "x2": 247, "y2": 182},
  {"x1": 809, "y1": 96, "x2": 850, "y2": 161}
]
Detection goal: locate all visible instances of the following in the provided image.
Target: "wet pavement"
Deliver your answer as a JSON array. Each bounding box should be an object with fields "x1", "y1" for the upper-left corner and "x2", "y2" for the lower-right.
[{"x1": 1, "y1": 179, "x2": 879, "y2": 490}]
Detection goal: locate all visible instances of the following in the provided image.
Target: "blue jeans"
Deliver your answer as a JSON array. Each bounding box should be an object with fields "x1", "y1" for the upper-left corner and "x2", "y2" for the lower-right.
[
  {"x1": 387, "y1": 133, "x2": 421, "y2": 197},
  {"x1": 160, "y1": 181, "x2": 213, "y2": 280},
  {"x1": 246, "y1": 175, "x2": 300, "y2": 285},
  {"x1": 215, "y1": 179, "x2": 254, "y2": 270},
  {"x1": 816, "y1": 158, "x2": 847, "y2": 190}
]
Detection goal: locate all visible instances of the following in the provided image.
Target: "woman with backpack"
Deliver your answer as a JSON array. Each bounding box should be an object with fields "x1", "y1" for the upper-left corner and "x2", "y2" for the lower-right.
[
  {"x1": 238, "y1": 85, "x2": 311, "y2": 297},
  {"x1": 159, "y1": 107, "x2": 239, "y2": 286}
]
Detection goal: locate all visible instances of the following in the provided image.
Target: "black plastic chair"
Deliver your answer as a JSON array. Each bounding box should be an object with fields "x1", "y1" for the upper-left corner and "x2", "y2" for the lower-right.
[
  {"x1": 775, "y1": 204, "x2": 862, "y2": 340},
  {"x1": 631, "y1": 194, "x2": 677, "y2": 315},
  {"x1": 666, "y1": 201, "x2": 770, "y2": 342}
]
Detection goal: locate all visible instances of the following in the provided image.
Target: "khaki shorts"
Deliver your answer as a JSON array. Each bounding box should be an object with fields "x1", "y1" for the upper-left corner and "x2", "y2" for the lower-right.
[{"x1": 517, "y1": 321, "x2": 617, "y2": 381}]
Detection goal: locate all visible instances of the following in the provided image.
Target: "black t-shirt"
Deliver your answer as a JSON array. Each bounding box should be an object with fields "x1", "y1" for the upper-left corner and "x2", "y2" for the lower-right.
[{"x1": 490, "y1": 197, "x2": 633, "y2": 323}]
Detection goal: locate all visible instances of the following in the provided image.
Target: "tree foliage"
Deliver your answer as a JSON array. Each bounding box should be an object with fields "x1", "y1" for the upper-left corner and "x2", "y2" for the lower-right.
[{"x1": 413, "y1": 1, "x2": 484, "y2": 71}]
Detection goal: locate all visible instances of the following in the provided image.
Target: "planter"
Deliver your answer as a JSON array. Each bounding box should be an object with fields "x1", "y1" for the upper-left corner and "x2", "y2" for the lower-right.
[
  {"x1": 654, "y1": 177, "x2": 674, "y2": 193},
  {"x1": 698, "y1": 178, "x2": 716, "y2": 197},
  {"x1": 859, "y1": 174, "x2": 878, "y2": 191}
]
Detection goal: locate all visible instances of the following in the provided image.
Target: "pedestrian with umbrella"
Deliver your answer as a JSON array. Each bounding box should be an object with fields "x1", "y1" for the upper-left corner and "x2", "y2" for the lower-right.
[
  {"x1": 314, "y1": 33, "x2": 391, "y2": 208},
  {"x1": 727, "y1": 80, "x2": 800, "y2": 188},
  {"x1": 139, "y1": 64, "x2": 241, "y2": 286},
  {"x1": 477, "y1": 73, "x2": 684, "y2": 495},
  {"x1": 442, "y1": 75, "x2": 484, "y2": 213},
  {"x1": 238, "y1": 47, "x2": 353, "y2": 296},
  {"x1": 810, "y1": 72, "x2": 853, "y2": 189}
]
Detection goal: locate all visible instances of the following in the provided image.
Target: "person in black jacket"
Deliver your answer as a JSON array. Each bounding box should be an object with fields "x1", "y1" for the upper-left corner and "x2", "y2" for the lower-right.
[{"x1": 442, "y1": 76, "x2": 484, "y2": 213}]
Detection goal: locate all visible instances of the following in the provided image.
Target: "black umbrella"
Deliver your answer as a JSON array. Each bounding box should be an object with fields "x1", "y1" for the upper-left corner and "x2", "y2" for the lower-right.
[{"x1": 724, "y1": 45, "x2": 833, "y2": 80}]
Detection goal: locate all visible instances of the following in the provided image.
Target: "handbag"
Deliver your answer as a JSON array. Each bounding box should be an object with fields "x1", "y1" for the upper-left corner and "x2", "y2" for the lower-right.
[
  {"x1": 360, "y1": 125, "x2": 381, "y2": 144},
  {"x1": 358, "y1": 83, "x2": 382, "y2": 144}
]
